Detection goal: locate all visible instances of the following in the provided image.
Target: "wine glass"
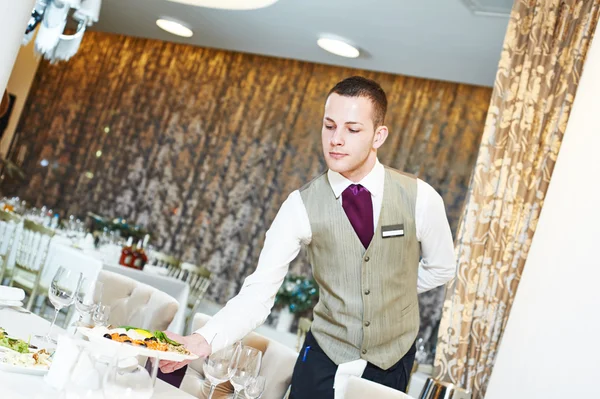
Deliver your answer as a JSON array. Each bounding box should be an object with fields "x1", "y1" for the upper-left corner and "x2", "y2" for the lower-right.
[
  {"x1": 203, "y1": 337, "x2": 240, "y2": 399},
  {"x1": 230, "y1": 345, "x2": 262, "y2": 398},
  {"x1": 35, "y1": 266, "x2": 82, "y2": 344},
  {"x1": 103, "y1": 364, "x2": 154, "y2": 399},
  {"x1": 71, "y1": 278, "x2": 103, "y2": 332},
  {"x1": 244, "y1": 376, "x2": 266, "y2": 399},
  {"x1": 92, "y1": 304, "x2": 111, "y2": 327}
]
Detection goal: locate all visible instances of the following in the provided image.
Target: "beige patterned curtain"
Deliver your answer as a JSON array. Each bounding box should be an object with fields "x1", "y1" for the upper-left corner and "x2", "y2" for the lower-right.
[{"x1": 433, "y1": 1, "x2": 600, "y2": 397}]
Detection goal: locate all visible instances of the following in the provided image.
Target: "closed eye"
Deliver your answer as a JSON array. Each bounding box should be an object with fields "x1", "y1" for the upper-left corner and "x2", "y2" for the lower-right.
[
  {"x1": 348, "y1": 128, "x2": 360, "y2": 133},
  {"x1": 325, "y1": 125, "x2": 335, "y2": 130}
]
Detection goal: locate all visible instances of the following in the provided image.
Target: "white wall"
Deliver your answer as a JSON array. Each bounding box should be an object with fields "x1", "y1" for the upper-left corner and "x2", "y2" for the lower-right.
[
  {"x1": 485, "y1": 22, "x2": 600, "y2": 399},
  {"x1": 0, "y1": 0, "x2": 36, "y2": 96},
  {"x1": 0, "y1": 40, "x2": 42, "y2": 158}
]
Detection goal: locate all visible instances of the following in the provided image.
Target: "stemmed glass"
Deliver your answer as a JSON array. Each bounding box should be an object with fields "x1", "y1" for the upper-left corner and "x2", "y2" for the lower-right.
[
  {"x1": 71, "y1": 278, "x2": 103, "y2": 332},
  {"x1": 230, "y1": 346, "x2": 262, "y2": 398},
  {"x1": 244, "y1": 376, "x2": 266, "y2": 399},
  {"x1": 35, "y1": 266, "x2": 82, "y2": 344},
  {"x1": 92, "y1": 304, "x2": 111, "y2": 327},
  {"x1": 203, "y1": 337, "x2": 240, "y2": 399}
]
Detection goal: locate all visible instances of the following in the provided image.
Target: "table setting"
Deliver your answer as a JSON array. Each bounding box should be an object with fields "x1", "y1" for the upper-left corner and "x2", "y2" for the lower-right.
[
  {"x1": 0, "y1": 273, "x2": 197, "y2": 398},
  {"x1": 0, "y1": 261, "x2": 269, "y2": 399}
]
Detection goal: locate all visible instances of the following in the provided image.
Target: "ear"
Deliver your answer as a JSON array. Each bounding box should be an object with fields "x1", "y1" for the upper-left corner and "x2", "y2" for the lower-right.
[{"x1": 373, "y1": 125, "x2": 389, "y2": 149}]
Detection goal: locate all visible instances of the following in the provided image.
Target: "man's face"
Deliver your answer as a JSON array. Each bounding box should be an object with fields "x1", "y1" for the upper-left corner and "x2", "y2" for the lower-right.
[{"x1": 322, "y1": 93, "x2": 383, "y2": 180}]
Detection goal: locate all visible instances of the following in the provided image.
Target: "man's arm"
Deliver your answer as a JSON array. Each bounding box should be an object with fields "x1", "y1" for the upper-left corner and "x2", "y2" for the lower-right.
[
  {"x1": 195, "y1": 190, "x2": 311, "y2": 353},
  {"x1": 415, "y1": 179, "x2": 456, "y2": 294}
]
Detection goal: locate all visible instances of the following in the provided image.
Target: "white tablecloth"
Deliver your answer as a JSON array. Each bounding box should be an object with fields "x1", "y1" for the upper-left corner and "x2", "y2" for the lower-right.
[{"x1": 0, "y1": 307, "x2": 195, "y2": 399}]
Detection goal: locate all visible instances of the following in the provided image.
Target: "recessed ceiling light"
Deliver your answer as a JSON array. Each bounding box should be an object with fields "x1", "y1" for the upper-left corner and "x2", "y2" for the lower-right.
[
  {"x1": 167, "y1": 0, "x2": 279, "y2": 10},
  {"x1": 317, "y1": 38, "x2": 360, "y2": 58},
  {"x1": 156, "y1": 19, "x2": 193, "y2": 38}
]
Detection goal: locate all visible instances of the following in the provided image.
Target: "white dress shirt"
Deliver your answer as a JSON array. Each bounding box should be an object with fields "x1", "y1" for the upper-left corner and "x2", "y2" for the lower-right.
[{"x1": 197, "y1": 159, "x2": 456, "y2": 353}]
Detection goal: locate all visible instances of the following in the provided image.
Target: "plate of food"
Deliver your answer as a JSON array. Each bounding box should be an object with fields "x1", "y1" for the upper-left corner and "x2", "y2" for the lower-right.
[
  {"x1": 0, "y1": 327, "x2": 37, "y2": 354},
  {"x1": 0, "y1": 349, "x2": 52, "y2": 375},
  {"x1": 77, "y1": 326, "x2": 198, "y2": 362}
]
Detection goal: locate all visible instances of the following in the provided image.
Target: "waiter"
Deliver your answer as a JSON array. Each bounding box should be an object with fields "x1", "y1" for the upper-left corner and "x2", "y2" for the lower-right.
[{"x1": 159, "y1": 76, "x2": 456, "y2": 397}]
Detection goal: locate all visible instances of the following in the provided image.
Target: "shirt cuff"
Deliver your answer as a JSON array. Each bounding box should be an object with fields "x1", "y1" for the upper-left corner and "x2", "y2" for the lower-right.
[{"x1": 194, "y1": 324, "x2": 221, "y2": 353}]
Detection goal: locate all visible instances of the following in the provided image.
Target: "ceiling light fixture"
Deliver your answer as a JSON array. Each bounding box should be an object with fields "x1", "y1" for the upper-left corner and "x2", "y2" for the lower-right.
[
  {"x1": 156, "y1": 19, "x2": 194, "y2": 37},
  {"x1": 166, "y1": 0, "x2": 279, "y2": 10},
  {"x1": 317, "y1": 37, "x2": 360, "y2": 58}
]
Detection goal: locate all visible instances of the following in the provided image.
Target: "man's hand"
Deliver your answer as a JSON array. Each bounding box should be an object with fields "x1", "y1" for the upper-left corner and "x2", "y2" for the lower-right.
[{"x1": 158, "y1": 331, "x2": 212, "y2": 373}]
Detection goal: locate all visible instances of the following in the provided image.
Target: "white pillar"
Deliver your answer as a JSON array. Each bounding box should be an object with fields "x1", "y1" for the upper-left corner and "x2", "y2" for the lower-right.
[
  {"x1": 485, "y1": 20, "x2": 600, "y2": 399},
  {"x1": 0, "y1": 0, "x2": 36, "y2": 96}
]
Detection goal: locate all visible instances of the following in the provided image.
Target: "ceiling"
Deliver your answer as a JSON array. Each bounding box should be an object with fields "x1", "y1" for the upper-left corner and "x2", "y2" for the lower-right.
[{"x1": 92, "y1": 0, "x2": 511, "y2": 87}]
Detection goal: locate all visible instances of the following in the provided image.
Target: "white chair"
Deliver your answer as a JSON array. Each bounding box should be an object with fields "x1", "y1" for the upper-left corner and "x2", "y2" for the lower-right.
[
  {"x1": 175, "y1": 262, "x2": 212, "y2": 328},
  {"x1": 148, "y1": 250, "x2": 180, "y2": 276},
  {"x1": 96, "y1": 270, "x2": 179, "y2": 331},
  {"x1": 180, "y1": 313, "x2": 298, "y2": 399},
  {"x1": 9, "y1": 220, "x2": 55, "y2": 310},
  {"x1": 0, "y1": 210, "x2": 20, "y2": 284},
  {"x1": 345, "y1": 376, "x2": 416, "y2": 399}
]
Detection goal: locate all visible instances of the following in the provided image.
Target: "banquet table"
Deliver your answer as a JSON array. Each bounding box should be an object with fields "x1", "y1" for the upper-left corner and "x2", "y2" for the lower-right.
[
  {"x1": 0, "y1": 307, "x2": 195, "y2": 399},
  {"x1": 4, "y1": 227, "x2": 189, "y2": 334}
]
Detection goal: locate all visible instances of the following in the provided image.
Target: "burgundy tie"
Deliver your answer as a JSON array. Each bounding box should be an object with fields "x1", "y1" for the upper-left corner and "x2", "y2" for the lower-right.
[{"x1": 342, "y1": 184, "x2": 374, "y2": 249}]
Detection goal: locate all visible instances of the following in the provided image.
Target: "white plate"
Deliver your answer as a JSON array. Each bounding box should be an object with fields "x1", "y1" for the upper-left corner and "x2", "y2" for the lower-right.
[
  {"x1": 0, "y1": 345, "x2": 35, "y2": 354},
  {"x1": 0, "y1": 353, "x2": 49, "y2": 376},
  {"x1": 77, "y1": 327, "x2": 198, "y2": 362}
]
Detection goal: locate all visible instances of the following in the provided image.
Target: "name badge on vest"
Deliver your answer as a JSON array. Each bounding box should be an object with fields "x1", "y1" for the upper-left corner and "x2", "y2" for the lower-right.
[{"x1": 381, "y1": 224, "x2": 404, "y2": 238}]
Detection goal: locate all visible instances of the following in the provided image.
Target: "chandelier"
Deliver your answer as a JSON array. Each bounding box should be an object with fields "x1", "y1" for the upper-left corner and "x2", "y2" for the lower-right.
[{"x1": 23, "y1": 0, "x2": 102, "y2": 63}]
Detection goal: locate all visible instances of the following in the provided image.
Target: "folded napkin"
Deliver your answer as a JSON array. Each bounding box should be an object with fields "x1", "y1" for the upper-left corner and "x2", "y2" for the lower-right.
[
  {"x1": 333, "y1": 358, "x2": 368, "y2": 399},
  {"x1": 0, "y1": 286, "x2": 25, "y2": 302},
  {"x1": 44, "y1": 335, "x2": 82, "y2": 391}
]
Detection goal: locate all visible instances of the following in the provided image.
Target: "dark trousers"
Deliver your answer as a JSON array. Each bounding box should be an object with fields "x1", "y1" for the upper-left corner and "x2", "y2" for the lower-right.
[{"x1": 290, "y1": 331, "x2": 416, "y2": 399}]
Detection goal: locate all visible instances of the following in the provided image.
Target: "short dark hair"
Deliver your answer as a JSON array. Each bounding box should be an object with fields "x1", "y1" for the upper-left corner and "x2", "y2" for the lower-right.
[{"x1": 327, "y1": 76, "x2": 388, "y2": 128}]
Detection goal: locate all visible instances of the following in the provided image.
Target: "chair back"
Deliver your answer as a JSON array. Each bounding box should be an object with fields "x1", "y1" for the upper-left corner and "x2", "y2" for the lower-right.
[
  {"x1": 179, "y1": 262, "x2": 212, "y2": 304},
  {"x1": 10, "y1": 219, "x2": 55, "y2": 309},
  {"x1": 96, "y1": 270, "x2": 179, "y2": 331},
  {"x1": 148, "y1": 250, "x2": 180, "y2": 276},
  {"x1": 181, "y1": 312, "x2": 298, "y2": 399},
  {"x1": 0, "y1": 210, "x2": 21, "y2": 281}
]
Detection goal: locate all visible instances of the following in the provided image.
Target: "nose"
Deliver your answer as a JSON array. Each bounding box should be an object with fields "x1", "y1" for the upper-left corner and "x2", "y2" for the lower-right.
[{"x1": 330, "y1": 128, "x2": 344, "y2": 147}]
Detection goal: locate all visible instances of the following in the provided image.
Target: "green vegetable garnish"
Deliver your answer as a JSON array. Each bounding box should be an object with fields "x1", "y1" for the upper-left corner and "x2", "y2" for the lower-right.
[
  {"x1": 153, "y1": 331, "x2": 181, "y2": 346},
  {"x1": 0, "y1": 334, "x2": 30, "y2": 354}
]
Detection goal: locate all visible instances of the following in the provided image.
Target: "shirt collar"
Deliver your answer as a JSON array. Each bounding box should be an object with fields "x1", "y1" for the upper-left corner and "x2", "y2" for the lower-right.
[{"x1": 327, "y1": 158, "x2": 385, "y2": 199}]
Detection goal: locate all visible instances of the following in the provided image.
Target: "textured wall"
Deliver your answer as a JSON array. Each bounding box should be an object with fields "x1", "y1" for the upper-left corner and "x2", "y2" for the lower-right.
[{"x1": 3, "y1": 32, "x2": 491, "y2": 352}]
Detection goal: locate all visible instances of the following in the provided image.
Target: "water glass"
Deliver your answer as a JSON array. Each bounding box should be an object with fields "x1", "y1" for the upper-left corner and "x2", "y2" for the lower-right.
[
  {"x1": 72, "y1": 278, "x2": 103, "y2": 331},
  {"x1": 244, "y1": 375, "x2": 266, "y2": 399},
  {"x1": 203, "y1": 337, "x2": 240, "y2": 399},
  {"x1": 230, "y1": 345, "x2": 262, "y2": 398},
  {"x1": 92, "y1": 304, "x2": 111, "y2": 327}
]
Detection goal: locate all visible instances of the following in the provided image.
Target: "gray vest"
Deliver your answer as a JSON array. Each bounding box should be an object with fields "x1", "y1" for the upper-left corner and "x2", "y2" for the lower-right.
[{"x1": 299, "y1": 166, "x2": 420, "y2": 370}]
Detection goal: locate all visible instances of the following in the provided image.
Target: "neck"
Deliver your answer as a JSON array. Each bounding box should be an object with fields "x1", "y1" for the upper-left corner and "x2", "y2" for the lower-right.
[{"x1": 341, "y1": 155, "x2": 377, "y2": 183}]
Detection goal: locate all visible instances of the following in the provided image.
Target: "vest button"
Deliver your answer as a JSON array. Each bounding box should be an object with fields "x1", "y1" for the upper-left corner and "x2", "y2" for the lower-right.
[
  {"x1": 362, "y1": 349, "x2": 368, "y2": 355},
  {"x1": 364, "y1": 289, "x2": 370, "y2": 295},
  {"x1": 364, "y1": 321, "x2": 370, "y2": 327},
  {"x1": 364, "y1": 256, "x2": 370, "y2": 262}
]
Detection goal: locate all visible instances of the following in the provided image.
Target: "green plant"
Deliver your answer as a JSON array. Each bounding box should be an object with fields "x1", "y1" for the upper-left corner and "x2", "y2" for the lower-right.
[{"x1": 275, "y1": 274, "x2": 319, "y2": 314}]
